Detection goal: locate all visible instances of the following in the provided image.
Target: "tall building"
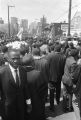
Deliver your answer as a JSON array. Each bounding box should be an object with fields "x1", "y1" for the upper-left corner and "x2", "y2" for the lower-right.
[
  {"x1": 0, "y1": 24, "x2": 8, "y2": 33},
  {"x1": 20, "y1": 19, "x2": 28, "y2": 39},
  {"x1": 11, "y1": 17, "x2": 18, "y2": 24},
  {"x1": 36, "y1": 22, "x2": 42, "y2": 36},
  {"x1": 71, "y1": 11, "x2": 81, "y2": 35},
  {"x1": 0, "y1": 18, "x2": 4, "y2": 24},
  {"x1": 28, "y1": 21, "x2": 38, "y2": 37},
  {"x1": 10, "y1": 17, "x2": 18, "y2": 36},
  {"x1": 61, "y1": 22, "x2": 68, "y2": 36},
  {"x1": 20, "y1": 19, "x2": 28, "y2": 32},
  {"x1": 36, "y1": 16, "x2": 48, "y2": 38},
  {"x1": 49, "y1": 22, "x2": 63, "y2": 39},
  {"x1": 54, "y1": 23, "x2": 63, "y2": 36}
]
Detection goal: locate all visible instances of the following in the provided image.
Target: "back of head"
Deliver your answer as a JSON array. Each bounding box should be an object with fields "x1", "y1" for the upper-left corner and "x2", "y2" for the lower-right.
[
  {"x1": 32, "y1": 48, "x2": 40, "y2": 56},
  {"x1": 54, "y1": 44, "x2": 61, "y2": 52},
  {"x1": 21, "y1": 54, "x2": 34, "y2": 66},
  {"x1": 20, "y1": 48, "x2": 26, "y2": 56},
  {"x1": 69, "y1": 49, "x2": 79, "y2": 57},
  {"x1": 64, "y1": 41, "x2": 69, "y2": 48},
  {"x1": 69, "y1": 42, "x2": 74, "y2": 48}
]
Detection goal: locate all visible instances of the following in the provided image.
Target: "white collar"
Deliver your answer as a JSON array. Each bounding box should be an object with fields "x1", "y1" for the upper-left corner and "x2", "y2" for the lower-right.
[
  {"x1": 9, "y1": 64, "x2": 19, "y2": 71},
  {"x1": 8, "y1": 64, "x2": 19, "y2": 83}
]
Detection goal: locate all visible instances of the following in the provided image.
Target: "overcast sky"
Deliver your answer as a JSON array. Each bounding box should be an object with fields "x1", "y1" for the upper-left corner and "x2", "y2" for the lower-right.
[{"x1": 0, "y1": 0, "x2": 81, "y2": 25}]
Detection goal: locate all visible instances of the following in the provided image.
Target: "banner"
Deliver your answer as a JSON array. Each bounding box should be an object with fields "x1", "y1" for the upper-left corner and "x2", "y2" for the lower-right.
[{"x1": 17, "y1": 27, "x2": 23, "y2": 40}]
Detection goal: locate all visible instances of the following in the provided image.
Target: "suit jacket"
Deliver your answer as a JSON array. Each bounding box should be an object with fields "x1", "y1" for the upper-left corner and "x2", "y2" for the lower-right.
[
  {"x1": 0, "y1": 53, "x2": 5, "y2": 66},
  {"x1": 27, "y1": 68, "x2": 48, "y2": 120},
  {"x1": 47, "y1": 52, "x2": 66, "y2": 83},
  {"x1": 72, "y1": 65, "x2": 81, "y2": 115},
  {"x1": 34, "y1": 56, "x2": 49, "y2": 83},
  {"x1": 0, "y1": 65, "x2": 29, "y2": 120}
]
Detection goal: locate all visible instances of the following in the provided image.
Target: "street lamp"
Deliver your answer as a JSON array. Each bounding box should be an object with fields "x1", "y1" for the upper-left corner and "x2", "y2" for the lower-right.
[
  {"x1": 68, "y1": 0, "x2": 72, "y2": 36},
  {"x1": 8, "y1": 5, "x2": 15, "y2": 38}
]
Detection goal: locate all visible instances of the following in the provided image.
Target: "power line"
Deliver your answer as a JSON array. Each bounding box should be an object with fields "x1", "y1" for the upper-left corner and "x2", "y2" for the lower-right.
[
  {"x1": 54, "y1": 2, "x2": 81, "y2": 22},
  {"x1": 10, "y1": 0, "x2": 15, "y2": 6}
]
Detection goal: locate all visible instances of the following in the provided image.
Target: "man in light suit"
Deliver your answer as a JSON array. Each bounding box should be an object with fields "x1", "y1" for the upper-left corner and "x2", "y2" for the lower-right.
[{"x1": 0, "y1": 49, "x2": 29, "y2": 120}]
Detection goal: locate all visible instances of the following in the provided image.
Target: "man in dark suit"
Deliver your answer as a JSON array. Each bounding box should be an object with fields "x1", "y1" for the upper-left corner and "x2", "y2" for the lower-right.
[
  {"x1": 32, "y1": 48, "x2": 49, "y2": 84},
  {"x1": 47, "y1": 45, "x2": 66, "y2": 110},
  {"x1": 27, "y1": 69, "x2": 47, "y2": 120},
  {"x1": 32, "y1": 48, "x2": 49, "y2": 102},
  {"x1": 21, "y1": 49, "x2": 48, "y2": 120},
  {"x1": 0, "y1": 49, "x2": 29, "y2": 120}
]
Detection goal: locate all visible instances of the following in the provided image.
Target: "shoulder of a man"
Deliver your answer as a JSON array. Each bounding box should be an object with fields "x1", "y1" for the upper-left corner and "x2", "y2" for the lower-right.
[{"x1": 0, "y1": 65, "x2": 7, "y2": 73}]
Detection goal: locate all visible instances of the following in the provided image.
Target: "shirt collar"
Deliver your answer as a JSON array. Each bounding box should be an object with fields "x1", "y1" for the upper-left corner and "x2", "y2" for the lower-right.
[{"x1": 9, "y1": 63, "x2": 19, "y2": 71}]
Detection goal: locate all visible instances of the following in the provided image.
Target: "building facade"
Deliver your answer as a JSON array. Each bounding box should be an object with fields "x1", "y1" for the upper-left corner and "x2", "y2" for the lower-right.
[
  {"x1": 61, "y1": 11, "x2": 81, "y2": 36},
  {"x1": 20, "y1": 19, "x2": 28, "y2": 32},
  {"x1": 0, "y1": 18, "x2": 4, "y2": 24},
  {"x1": 11, "y1": 17, "x2": 18, "y2": 36}
]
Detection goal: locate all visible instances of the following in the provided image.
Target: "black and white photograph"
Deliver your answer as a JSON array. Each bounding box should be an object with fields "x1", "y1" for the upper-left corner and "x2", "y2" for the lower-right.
[{"x1": 0, "y1": 0, "x2": 81, "y2": 120}]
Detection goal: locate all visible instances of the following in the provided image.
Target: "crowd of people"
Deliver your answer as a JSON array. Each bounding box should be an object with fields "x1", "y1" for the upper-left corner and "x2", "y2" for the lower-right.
[{"x1": 0, "y1": 36, "x2": 81, "y2": 120}]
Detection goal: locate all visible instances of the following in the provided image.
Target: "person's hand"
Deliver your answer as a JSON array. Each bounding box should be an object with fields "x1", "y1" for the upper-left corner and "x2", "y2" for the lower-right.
[
  {"x1": 26, "y1": 99, "x2": 32, "y2": 113},
  {"x1": 0, "y1": 116, "x2": 2, "y2": 120},
  {"x1": 26, "y1": 99, "x2": 31, "y2": 104}
]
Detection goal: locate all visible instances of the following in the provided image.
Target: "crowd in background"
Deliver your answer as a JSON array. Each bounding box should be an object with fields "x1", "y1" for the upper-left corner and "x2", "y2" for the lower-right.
[{"x1": 0, "y1": 36, "x2": 81, "y2": 120}]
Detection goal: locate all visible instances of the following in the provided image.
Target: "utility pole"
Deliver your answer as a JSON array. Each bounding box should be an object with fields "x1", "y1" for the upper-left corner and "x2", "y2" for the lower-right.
[
  {"x1": 68, "y1": 0, "x2": 72, "y2": 36},
  {"x1": 8, "y1": 5, "x2": 15, "y2": 38}
]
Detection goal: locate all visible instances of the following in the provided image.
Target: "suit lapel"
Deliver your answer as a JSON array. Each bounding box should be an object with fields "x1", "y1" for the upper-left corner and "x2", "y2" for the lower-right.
[
  {"x1": 19, "y1": 66, "x2": 26, "y2": 88},
  {"x1": 7, "y1": 65, "x2": 25, "y2": 88},
  {"x1": 19, "y1": 66, "x2": 23, "y2": 87},
  {"x1": 6, "y1": 65, "x2": 17, "y2": 87}
]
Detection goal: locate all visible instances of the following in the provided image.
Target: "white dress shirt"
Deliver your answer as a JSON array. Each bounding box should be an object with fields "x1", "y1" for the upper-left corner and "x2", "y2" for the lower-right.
[{"x1": 9, "y1": 64, "x2": 20, "y2": 84}]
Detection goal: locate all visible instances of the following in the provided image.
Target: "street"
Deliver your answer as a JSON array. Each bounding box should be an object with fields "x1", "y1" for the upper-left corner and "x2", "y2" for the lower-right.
[
  {"x1": 45, "y1": 88, "x2": 76, "y2": 120},
  {"x1": 45, "y1": 99, "x2": 76, "y2": 120}
]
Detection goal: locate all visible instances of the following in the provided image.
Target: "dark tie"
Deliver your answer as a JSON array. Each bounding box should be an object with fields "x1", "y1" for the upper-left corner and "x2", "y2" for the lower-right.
[{"x1": 15, "y1": 69, "x2": 20, "y2": 87}]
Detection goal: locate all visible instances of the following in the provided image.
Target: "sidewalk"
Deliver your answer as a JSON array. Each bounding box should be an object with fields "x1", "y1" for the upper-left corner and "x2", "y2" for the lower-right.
[
  {"x1": 45, "y1": 101, "x2": 76, "y2": 120},
  {"x1": 45, "y1": 82, "x2": 76, "y2": 120},
  {"x1": 47, "y1": 112, "x2": 76, "y2": 120}
]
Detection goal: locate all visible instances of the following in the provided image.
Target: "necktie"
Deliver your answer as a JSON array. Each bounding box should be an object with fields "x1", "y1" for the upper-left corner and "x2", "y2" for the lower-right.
[{"x1": 15, "y1": 69, "x2": 20, "y2": 87}]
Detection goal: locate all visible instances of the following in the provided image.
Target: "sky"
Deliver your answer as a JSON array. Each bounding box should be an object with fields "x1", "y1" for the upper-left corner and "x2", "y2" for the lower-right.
[{"x1": 0, "y1": 0, "x2": 81, "y2": 25}]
